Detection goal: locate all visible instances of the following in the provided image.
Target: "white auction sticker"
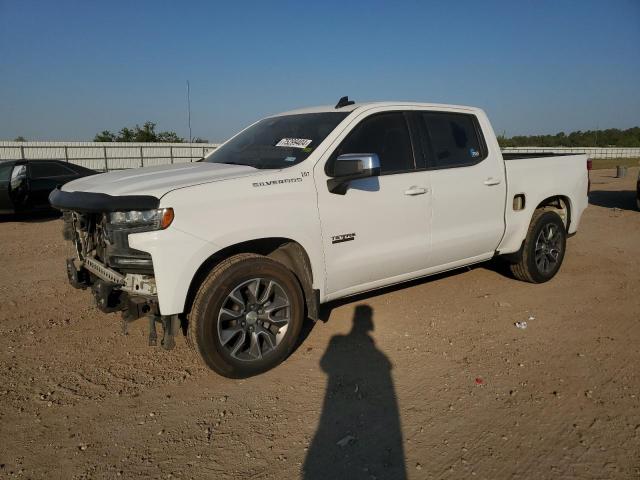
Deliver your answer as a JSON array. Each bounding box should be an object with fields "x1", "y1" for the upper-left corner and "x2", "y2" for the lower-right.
[{"x1": 275, "y1": 138, "x2": 312, "y2": 149}]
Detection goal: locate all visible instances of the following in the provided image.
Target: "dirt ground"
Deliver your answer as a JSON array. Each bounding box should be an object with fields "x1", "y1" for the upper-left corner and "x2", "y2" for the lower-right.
[{"x1": 1, "y1": 168, "x2": 639, "y2": 479}]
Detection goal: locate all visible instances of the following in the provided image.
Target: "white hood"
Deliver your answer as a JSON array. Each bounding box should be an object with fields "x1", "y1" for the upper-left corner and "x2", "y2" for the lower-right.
[{"x1": 62, "y1": 162, "x2": 259, "y2": 198}]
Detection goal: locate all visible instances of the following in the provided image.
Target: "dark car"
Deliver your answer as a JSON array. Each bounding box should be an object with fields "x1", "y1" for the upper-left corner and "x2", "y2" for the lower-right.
[
  {"x1": 0, "y1": 160, "x2": 96, "y2": 214},
  {"x1": 636, "y1": 169, "x2": 640, "y2": 211}
]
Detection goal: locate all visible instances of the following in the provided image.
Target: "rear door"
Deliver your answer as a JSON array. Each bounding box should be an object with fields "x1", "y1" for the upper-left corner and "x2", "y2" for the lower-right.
[
  {"x1": 415, "y1": 111, "x2": 506, "y2": 267},
  {"x1": 27, "y1": 161, "x2": 81, "y2": 208}
]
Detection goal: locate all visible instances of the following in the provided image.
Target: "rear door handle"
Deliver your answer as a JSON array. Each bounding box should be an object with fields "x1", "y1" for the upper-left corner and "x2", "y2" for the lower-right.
[
  {"x1": 404, "y1": 186, "x2": 428, "y2": 196},
  {"x1": 483, "y1": 177, "x2": 501, "y2": 186}
]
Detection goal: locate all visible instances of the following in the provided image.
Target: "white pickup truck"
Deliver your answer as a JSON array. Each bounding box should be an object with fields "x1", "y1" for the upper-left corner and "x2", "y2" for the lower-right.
[{"x1": 50, "y1": 98, "x2": 589, "y2": 377}]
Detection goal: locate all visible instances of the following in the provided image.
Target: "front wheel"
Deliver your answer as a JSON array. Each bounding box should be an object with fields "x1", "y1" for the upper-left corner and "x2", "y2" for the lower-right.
[
  {"x1": 188, "y1": 253, "x2": 304, "y2": 378},
  {"x1": 509, "y1": 209, "x2": 567, "y2": 283}
]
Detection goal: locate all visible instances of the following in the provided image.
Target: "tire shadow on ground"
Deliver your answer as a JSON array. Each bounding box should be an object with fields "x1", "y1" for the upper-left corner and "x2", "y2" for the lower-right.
[{"x1": 588, "y1": 190, "x2": 638, "y2": 211}]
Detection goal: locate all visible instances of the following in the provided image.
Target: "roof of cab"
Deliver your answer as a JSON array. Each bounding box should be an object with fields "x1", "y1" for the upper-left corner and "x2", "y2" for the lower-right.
[{"x1": 274, "y1": 101, "x2": 480, "y2": 117}]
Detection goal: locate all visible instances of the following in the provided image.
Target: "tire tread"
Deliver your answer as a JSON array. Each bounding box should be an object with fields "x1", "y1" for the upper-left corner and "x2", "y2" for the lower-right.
[{"x1": 187, "y1": 253, "x2": 260, "y2": 367}]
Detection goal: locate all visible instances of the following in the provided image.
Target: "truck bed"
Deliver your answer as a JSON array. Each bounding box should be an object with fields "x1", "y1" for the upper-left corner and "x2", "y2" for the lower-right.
[{"x1": 497, "y1": 153, "x2": 589, "y2": 255}]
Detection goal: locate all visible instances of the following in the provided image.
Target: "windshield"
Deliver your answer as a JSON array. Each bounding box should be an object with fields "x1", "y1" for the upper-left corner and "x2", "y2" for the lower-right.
[{"x1": 204, "y1": 112, "x2": 349, "y2": 169}]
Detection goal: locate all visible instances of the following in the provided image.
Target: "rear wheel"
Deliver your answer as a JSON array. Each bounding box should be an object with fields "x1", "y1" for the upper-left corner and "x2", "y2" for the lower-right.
[
  {"x1": 509, "y1": 209, "x2": 567, "y2": 283},
  {"x1": 188, "y1": 253, "x2": 304, "y2": 378}
]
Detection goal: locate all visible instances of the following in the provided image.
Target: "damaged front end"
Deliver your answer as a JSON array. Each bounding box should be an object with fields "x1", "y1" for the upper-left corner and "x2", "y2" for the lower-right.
[{"x1": 51, "y1": 188, "x2": 179, "y2": 349}]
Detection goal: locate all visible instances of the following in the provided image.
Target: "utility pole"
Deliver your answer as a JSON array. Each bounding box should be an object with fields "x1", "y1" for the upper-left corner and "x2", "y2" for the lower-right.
[
  {"x1": 187, "y1": 80, "x2": 192, "y2": 143},
  {"x1": 187, "y1": 80, "x2": 193, "y2": 161}
]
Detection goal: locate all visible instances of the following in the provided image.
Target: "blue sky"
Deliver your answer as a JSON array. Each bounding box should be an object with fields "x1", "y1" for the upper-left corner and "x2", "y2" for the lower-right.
[{"x1": 1, "y1": 0, "x2": 639, "y2": 141}]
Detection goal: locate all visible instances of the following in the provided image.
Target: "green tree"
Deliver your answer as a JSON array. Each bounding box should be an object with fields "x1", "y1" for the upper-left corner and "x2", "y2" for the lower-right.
[
  {"x1": 132, "y1": 122, "x2": 158, "y2": 142},
  {"x1": 94, "y1": 130, "x2": 116, "y2": 142},
  {"x1": 157, "y1": 131, "x2": 185, "y2": 143},
  {"x1": 13, "y1": 136, "x2": 27, "y2": 142}
]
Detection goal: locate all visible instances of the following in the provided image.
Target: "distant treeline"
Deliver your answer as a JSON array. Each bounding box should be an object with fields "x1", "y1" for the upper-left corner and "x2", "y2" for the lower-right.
[
  {"x1": 498, "y1": 127, "x2": 640, "y2": 148},
  {"x1": 94, "y1": 121, "x2": 208, "y2": 143}
]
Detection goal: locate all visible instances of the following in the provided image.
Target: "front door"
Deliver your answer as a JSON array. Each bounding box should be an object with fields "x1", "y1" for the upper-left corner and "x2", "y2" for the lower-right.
[{"x1": 314, "y1": 111, "x2": 432, "y2": 297}]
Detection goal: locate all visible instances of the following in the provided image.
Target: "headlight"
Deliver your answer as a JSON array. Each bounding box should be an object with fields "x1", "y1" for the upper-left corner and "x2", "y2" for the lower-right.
[{"x1": 109, "y1": 208, "x2": 174, "y2": 230}]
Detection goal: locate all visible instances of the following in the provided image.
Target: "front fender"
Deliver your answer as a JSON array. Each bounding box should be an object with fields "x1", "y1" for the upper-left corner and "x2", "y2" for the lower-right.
[
  {"x1": 128, "y1": 227, "x2": 221, "y2": 315},
  {"x1": 131, "y1": 172, "x2": 326, "y2": 315}
]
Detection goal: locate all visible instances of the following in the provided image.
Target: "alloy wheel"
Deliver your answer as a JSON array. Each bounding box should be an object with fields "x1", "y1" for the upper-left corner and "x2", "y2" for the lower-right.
[
  {"x1": 534, "y1": 223, "x2": 563, "y2": 274},
  {"x1": 216, "y1": 278, "x2": 290, "y2": 361}
]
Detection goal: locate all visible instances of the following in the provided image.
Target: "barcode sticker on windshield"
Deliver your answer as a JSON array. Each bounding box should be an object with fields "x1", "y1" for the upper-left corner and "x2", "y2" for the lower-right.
[{"x1": 276, "y1": 138, "x2": 312, "y2": 149}]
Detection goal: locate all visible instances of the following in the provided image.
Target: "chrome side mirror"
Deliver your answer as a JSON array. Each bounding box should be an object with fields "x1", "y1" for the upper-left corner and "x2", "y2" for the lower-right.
[{"x1": 327, "y1": 153, "x2": 381, "y2": 195}]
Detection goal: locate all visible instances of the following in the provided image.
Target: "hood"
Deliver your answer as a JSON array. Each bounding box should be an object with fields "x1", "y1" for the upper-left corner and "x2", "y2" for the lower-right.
[{"x1": 61, "y1": 162, "x2": 259, "y2": 198}]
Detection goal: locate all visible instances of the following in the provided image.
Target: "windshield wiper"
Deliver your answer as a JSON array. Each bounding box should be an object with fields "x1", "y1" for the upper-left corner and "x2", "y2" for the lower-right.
[
  {"x1": 213, "y1": 161, "x2": 268, "y2": 169},
  {"x1": 215, "y1": 161, "x2": 246, "y2": 165}
]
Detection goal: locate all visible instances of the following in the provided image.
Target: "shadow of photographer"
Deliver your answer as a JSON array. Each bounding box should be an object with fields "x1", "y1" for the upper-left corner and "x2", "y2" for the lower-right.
[{"x1": 303, "y1": 305, "x2": 407, "y2": 479}]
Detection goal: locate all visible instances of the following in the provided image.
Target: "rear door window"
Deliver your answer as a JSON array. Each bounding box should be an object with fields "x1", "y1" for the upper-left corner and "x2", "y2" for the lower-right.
[
  {"x1": 29, "y1": 162, "x2": 78, "y2": 179},
  {"x1": 419, "y1": 112, "x2": 485, "y2": 169},
  {"x1": 330, "y1": 112, "x2": 416, "y2": 175}
]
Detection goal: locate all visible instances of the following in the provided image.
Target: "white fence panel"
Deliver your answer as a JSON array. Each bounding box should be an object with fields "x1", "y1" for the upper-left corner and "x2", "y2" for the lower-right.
[{"x1": 0, "y1": 141, "x2": 220, "y2": 171}]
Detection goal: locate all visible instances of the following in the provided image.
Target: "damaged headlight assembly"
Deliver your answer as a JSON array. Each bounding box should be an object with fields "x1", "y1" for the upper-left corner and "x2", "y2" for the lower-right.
[
  {"x1": 109, "y1": 208, "x2": 174, "y2": 230},
  {"x1": 106, "y1": 208, "x2": 174, "y2": 269}
]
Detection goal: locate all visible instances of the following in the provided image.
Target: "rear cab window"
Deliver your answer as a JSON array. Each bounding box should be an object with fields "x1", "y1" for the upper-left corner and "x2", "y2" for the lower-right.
[{"x1": 417, "y1": 112, "x2": 487, "y2": 169}]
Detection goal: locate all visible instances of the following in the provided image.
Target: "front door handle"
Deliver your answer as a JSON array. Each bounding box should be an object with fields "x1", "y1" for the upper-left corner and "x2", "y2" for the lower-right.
[
  {"x1": 404, "y1": 186, "x2": 428, "y2": 196},
  {"x1": 483, "y1": 177, "x2": 501, "y2": 186}
]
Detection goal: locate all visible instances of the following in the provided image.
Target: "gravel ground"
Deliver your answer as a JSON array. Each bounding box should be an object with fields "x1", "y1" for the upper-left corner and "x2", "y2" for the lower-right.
[{"x1": 1, "y1": 168, "x2": 639, "y2": 479}]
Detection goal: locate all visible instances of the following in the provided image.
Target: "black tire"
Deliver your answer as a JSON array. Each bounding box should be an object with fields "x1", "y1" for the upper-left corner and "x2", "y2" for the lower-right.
[
  {"x1": 188, "y1": 253, "x2": 304, "y2": 378},
  {"x1": 510, "y1": 209, "x2": 567, "y2": 283}
]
